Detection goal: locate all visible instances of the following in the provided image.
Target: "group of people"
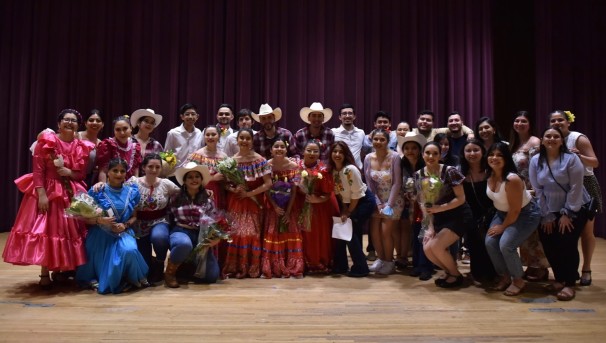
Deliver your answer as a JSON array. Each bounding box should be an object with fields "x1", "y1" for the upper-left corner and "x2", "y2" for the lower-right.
[{"x1": 2, "y1": 103, "x2": 600, "y2": 302}]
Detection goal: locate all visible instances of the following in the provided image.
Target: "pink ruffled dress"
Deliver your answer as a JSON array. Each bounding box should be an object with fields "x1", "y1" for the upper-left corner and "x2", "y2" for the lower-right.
[{"x1": 3, "y1": 133, "x2": 94, "y2": 271}]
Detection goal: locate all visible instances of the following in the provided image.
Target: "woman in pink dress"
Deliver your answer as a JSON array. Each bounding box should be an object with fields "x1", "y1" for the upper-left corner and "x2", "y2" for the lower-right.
[
  {"x1": 96, "y1": 115, "x2": 142, "y2": 182},
  {"x1": 3, "y1": 109, "x2": 94, "y2": 289},
  {"x1": 296, "y1": 140, "x2": 340, "y2": 274},
  {"x1": 222, "y1": 129, "x2": 272, "y2": 278}
]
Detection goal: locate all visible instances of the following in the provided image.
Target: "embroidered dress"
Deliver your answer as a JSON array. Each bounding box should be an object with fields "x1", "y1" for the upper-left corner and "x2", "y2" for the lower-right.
[
  {"x1": 222, "y1": 158, "x2": 271, "y2": 278},
  {"x1": 365, "y1": 152, "x2": 405, "y2": 220},
  {"x1": 3, "y1": 133, "x2": 93, "y2": 271},
  {"x1": 133, "y1": 136, "x2": 164, "y2": 176},
  {"x1": 186, "y1": 152, "x2": 226, "y2": 209},
  {"x1": 296, "y1": 161, "x2": 339, "y2": 273},
  {"x1": 96, "y1": 137, "x2": 142, "y2": 179},
  {"x1": 75, "y1": 184, "x2": 149, "y2": 294},
  {"x1": 260, "y1": 168, "x2": 305, "y2": 278}
]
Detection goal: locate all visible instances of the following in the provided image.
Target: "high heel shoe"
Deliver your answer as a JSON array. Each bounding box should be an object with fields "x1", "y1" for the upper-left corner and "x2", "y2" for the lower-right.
[{"x1": 580, "y1": 270, "x2": 592, "y2": 286}]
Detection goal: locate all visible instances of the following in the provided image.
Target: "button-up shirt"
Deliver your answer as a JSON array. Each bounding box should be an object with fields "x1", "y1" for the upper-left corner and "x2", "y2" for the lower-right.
[
  {"x1": 164, "y1": 124, "x2": 204, "y2": 166},
  {"x1": 253, "y1": 127, "x2": 298, "y2": 160},
  {"x1": 294, "y1": 125, "x2": 335, "y2": 162},
  {"x1": 332, "y1": 125, "x2": 366, "y2": 169}
]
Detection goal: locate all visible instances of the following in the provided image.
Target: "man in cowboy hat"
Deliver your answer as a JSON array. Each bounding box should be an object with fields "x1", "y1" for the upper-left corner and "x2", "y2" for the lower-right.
[
  {"x1": 331, "y1": 103, "x2": 366, "y2": 169},
  {"x1": 252, "y1": 103, "x2": 298, "y2": 159},
  {"x1": 223, "y1": 108, "x2": 258, "y2": 157},
  {"x1": 202, "y1": 103, "x2": 235, "y2": 152},
  {"x1": 295, "y1": 102, "x2": 335, "y2": 162}
]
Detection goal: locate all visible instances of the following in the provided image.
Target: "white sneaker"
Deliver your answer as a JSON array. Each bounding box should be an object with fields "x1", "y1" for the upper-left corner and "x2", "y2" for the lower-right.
[
  {"x1": 369, "y1": 258, "x2": 384, "y2": 272},
  {"x1": 376, "y1": 261, "x2": 396, "y2": 275}
]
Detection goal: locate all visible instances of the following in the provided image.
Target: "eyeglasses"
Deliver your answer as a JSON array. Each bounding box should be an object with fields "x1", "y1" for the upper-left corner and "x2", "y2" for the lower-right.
[{"x1": 62, "y1": 118, "x2": 78, "y2": 123}]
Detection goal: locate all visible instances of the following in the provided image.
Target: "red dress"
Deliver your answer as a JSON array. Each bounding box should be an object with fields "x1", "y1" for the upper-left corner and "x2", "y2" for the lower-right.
[
  {"x1": 96, "y1": 137, "x2": 142, "y2": 180},
  {"x1": 3, "y1": 133, "x2": 94, "y2": 271},
  {"x1": 222, "y1": 158, "x2": 271, "y2": 278},
  {"x1": 260, "y1": 168, "x2": 305, "y2": 278},
  {"x1": 296, "y1": 161, "x2": 339, "y2": 273}
]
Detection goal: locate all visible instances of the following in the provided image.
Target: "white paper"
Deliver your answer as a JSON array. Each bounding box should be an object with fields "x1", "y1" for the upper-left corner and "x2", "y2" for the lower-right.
[{"x1": 332, "y1": 217, "x2": 353, "y2": 241}]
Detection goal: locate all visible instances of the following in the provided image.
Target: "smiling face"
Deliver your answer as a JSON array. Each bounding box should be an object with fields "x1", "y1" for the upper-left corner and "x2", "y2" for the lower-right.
[
  {"x1": 372, "y1": 131, "x2": 389, "y2": 151},
  {"x1": 271, "y1": 140, "x2": 287, "y2": 158},
  {"x1": 542, "y1": 128, "x2": 563, "y2": 152},
  {"x1": 85, "y1": 114, "x2": 104, "y2": 132},
  {"x1": 478, "y1": 121, "x2": 495, "y2": 141},
  {"x1": 137, "y1": 116, "x2": 156, "y2": 134},
  {"x1": 339, "y1": 108, "x2": 355, "y2": 126},
  {"x1": 549, "y1": 112, "x2": 570, "y2": 135},
  {"x1": 58, "y1": 112, "x2": 79, "y2": 134},
  {"x1": 463, "y1": 143, "x2": 483, "y2": 165},
  {"x1": 204, "y1": 127, "x2": 219, "y2": 145},
  {"x1": 113, "y1": 120, "x2": 132, "y2": 143},
  {"x1": 331, "y1": 144, "x2": 345, "y2": 167},
  {"x1": 108, "y1": 163, "x2": 127, "y2": 186},
  {"x1": 237, "y1": 130, "x2": 253, "y2": 150},
  {"x1": 180, "y1": 109, "x2": 199, "y2": 126},
  {"x1": 417, "y1": 114, "x2": 433, "y2": 131},
  {"x1": 423, "y1": 144, "x2": 441, "y2": 166},
  {"x1": 143, "y1": 158, "x2": 162, "y2": 178},
  {"x1": 487, "y1": 149, "x2": 505, "y2": 172},
  {"x1": 438, "y1": 137, "x2": 450, "y2": 156},
  {"x1": 396, "y1": 122, "x2": 411, "y2": 137},
  {"x1": 513, "y1": 115, "x2": 530, "y2": 135},
  {"x1": 374, "y1": 117, "x2": 391, "y2": 130},
  {"x1": 447, "y1": 114, "x2": 462, "y2": 133},
  {"x1": 217, "y1": 107, "x2": 234, "y2": 126},
  {"x1": 402, "y1": 142, "x2": 420, "y2": 162},
  {"x1": 259, "y1": 114, "x2": 275, "y2": 131},
  {"x1": 184, "y1": 171, "x2": 203, "y2": 191},
  {"x1": 308, "y1": 112, "x2": 325, "y2": 128},
  {"x1": 303, "y1": 142, "x2": 320, "y2": 165}
]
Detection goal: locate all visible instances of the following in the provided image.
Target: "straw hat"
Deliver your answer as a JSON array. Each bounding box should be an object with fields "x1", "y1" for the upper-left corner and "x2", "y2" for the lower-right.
[{"x1": 130, "y1": 109, "x2": 163, "y2": 128}]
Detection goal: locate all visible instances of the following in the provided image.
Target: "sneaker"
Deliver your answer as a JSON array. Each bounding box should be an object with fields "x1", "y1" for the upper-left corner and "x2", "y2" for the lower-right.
[
  {"x1": 376, "y1": 261, "x2": 396, "y2": 275},
  {"x1": 369, "y1": 258, "x2": 384, "y2": 272},
  {"x1": 366, "y1": 250, "x2": 377, "y2": 261}
]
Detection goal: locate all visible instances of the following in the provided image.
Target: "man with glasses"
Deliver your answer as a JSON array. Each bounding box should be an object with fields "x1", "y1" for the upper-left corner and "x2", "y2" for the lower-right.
[{"x1": 331, "y1": 103, "x2": 366, "y2": 169}]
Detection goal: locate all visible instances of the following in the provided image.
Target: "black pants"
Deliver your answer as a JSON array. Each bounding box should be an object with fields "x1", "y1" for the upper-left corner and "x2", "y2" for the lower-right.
[{"x1": 538, "y1": 210, "x2": 588, "y2": 286}]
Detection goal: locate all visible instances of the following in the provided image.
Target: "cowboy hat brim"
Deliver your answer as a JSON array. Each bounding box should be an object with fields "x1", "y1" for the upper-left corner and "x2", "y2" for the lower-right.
[
  {"x1": 131, "y1": 109, "x2": 163, "y2": 128},
  {"x1": 397, "y1": 133, "x2": 427, "y2": 154},
  {"x1": 174, "y1": 162, "x2": 212, "y2": 187},
  {"x1": 252, "y1": 107, "x2": 282, "y2": 123}
]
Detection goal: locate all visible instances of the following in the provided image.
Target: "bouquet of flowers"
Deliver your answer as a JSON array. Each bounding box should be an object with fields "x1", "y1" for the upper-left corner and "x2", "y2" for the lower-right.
[
  {"x1": 417, "y1": 173, "x2": 443, "y2": 241},
  {"x1": 159, "y1": 150, "x2": 177, "y2": 177},
  {"x1": 298, "y1": 168, "x2": 323, "y2": 232},
  {"x1": 65, "y1": 192, "x2": 105, "y2": 219},
  {"x1": 216, "y1": 157, "x2": 262, "y2": 208},
  {"x1": 269, "y1": 177, "x2": 293, "y2": 233},
  {"x1": 190, "y1": 209, "x2": 233, "y2": 279}
]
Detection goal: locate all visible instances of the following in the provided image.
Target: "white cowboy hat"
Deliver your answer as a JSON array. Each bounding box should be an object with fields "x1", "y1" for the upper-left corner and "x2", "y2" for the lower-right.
[
  {"x1": 299, "y1": 102, "x2": 332, "y2": 124},
  {"x1": 252, "y1": 103, "x2": 282, "y2": 123},
  {"x1": 397, "y1": 132, "x2": 427, "y2": 155},
  {"x1": 174, "y1": 162, "x2": 212, "y2": 186},
  {"x1": 130, "y1": 108, "x2": 163, "y2": 128}
]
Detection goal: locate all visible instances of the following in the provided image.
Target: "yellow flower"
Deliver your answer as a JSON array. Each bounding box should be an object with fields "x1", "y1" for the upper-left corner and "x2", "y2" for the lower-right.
[
  {"x1": 317, "y1": 173, "x2": 323, "y2": 180},
  {"x1": 301, "y1": 170, "x2": 308, "y2": 178},
  {"x1": 564, "y1": 110, "x2": 575, "y2": 123}
]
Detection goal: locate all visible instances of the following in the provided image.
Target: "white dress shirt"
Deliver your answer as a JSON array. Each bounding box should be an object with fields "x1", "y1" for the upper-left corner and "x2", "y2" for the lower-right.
[
  {"x1": 164, "y1": 124, "x2": 204, "y2": 166},
  {"x1": 332, "y1": 125, "x2": 366, "y2": 169}
]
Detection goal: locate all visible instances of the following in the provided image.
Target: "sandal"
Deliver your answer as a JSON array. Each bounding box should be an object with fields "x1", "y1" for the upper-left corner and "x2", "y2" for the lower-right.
[
  {"x1": 543, "y1": 282, "x2": 564, "y2": 293},
  {"x1": 580, "y1": 270, "x2": 592, "y2": 286},
  {"x1": 39, "y1": 274, "x2": 52, "y2": 290},
  {"x1": 503, "y1": 282, "x2": 526, "y2": 296},
  {"x1": 556, "y1": 287, "x2": 576, "y2": 301},
  {"x1": 491, "y1": 278, "x2": 511, "y2": 292}
]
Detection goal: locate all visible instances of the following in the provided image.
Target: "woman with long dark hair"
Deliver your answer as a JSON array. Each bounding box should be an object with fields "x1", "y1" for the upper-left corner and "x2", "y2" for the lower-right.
[
  {"x1": 475, "y1": 117, "x2": 505, "y2": 151},
  {"x1": 529, "y1": 127, "x2": 591, "y2": 301},
  {"x1": 96, "y1": 115, "x2": 142, "y2": 182},
  {"x1": 484, "y1": 142, "x2": 541, "y2": 296}
]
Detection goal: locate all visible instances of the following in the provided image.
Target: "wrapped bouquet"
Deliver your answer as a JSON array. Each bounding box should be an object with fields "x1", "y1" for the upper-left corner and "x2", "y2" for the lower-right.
[
  {"x1": 298, "y1": 169, "x2": 323, "y2": 232},
  {"x1": 159, "y1": 150, "x2": 177, "y2": 177},
  {"x1": 191, "y1": 209, "x2": 233, "y2": 278},
  {"x1": 269, "y1": 177, "x2": 293, "y2": 233},
  {"x1": 216, "y1": 157, "x2": 262, "y2": 208},
  {"x1": 417, "y1": 173, "x2": 443, "y2": 241}
]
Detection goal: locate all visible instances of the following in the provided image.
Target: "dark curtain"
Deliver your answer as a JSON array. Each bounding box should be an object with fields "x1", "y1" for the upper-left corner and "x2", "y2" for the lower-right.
[
  {"x1": 1, "y1": 0, "x2": 494, "y2": 230},
  {"x1": 534, "y1": 0, "x2": 606, "y2": 236}
]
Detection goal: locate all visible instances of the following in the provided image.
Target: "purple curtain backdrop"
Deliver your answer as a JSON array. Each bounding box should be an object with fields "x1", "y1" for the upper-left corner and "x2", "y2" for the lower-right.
[
  {"x1": 1, "y1": 0, "x2": 494, "y2": 230},
  {"x1": 534, "y1": 0, "x2": 606, "y2": 236}
]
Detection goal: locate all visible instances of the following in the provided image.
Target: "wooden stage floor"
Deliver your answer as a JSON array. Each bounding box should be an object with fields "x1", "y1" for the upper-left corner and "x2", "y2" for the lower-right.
[{"x1": 0, "y1": 232, "x2": 605, "y2": 342}]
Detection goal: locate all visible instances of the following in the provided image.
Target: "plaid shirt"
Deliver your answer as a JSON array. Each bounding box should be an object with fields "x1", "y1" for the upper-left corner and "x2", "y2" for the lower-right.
[
  {"x1": 253, "y1": 127, "x2": 298, "y2": 160},
  {"x1": 170, "y1": 199, "x2": 214, "y2": 228},
  {"x1": 294, "y1": 125, "x2": 335, "y2": 162}
]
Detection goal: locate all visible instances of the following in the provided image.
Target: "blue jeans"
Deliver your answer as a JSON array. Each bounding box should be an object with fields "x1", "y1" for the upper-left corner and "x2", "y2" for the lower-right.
[
  {"x1": 485, "y1": 201, "x2": 540, "y2": 279},
  {"x1": 168, "y1": 226, "x2": 220, "y2": 283},
  {"x1": 150, "y1": 222, "x2": 170, "y2": 261},
  {"x1": 412, "y1": 222, "x2": 434, "y2": 273},
  {"x1": 334, "y1": 189, "x2": 376, "y2": 274}
]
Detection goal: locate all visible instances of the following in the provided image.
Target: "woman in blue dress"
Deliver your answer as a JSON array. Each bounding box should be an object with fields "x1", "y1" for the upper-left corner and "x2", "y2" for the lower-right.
[{"x1": 76, "y1": 158, "x2": 149, "y2": 294}]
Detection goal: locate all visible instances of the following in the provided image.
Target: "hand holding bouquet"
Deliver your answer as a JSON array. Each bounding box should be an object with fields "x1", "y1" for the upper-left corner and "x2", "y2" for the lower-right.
[
  {"x1": 417, "y1": 173, "x2": 443, "y2": 243},
  {"x1": 298, "y1": 169, "x2": 323, "y2": 232},
  {"x1": 269, "y1": 177, "x2": 293, "y2": 233},
  {"x1": 216, "y1": 157, "x2": 262, "y2": 208}
]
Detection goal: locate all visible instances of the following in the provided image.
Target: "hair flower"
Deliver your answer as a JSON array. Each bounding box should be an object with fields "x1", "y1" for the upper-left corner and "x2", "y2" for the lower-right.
[{"x1": 564, "y1": 111, "x2": 575, "y2": 123}]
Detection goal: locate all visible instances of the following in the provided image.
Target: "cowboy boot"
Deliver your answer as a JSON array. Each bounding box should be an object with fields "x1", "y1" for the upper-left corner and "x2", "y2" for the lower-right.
[{"x1": 164, "y1": 261, "x2": 181, "y2": 288}]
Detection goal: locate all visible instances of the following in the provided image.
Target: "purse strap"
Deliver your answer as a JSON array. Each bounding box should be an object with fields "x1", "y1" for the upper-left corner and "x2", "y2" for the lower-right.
[{"x1": 546, "y1": 160, "x2": 568, "y2": 194}]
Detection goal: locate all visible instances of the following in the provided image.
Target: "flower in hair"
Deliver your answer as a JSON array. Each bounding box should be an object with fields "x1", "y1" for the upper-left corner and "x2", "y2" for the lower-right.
[{"x1": 564, "y1": 111, "x2": 575, "y2": 123}]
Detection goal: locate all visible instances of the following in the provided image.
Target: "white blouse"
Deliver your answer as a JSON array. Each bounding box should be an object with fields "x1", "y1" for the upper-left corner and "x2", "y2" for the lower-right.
[{"x1": 333, "y1": 165, "x2": 367, "y2": 204}]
